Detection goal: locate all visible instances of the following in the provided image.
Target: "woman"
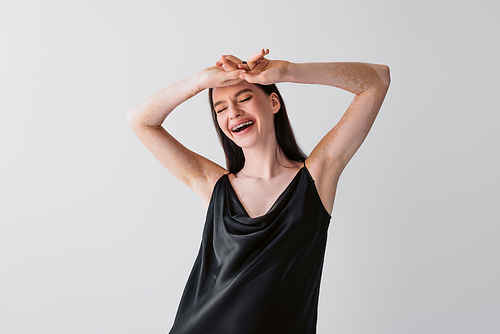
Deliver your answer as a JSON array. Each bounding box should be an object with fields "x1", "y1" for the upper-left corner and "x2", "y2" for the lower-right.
[{"x1": 127, "y1": 49, "x2": 390, "y2": 333}]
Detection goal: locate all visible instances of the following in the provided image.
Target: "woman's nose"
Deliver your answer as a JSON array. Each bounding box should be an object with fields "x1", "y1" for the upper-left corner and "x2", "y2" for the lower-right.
[{"x1": 228, "y1": 105, "x2": 243, "y2": 119}]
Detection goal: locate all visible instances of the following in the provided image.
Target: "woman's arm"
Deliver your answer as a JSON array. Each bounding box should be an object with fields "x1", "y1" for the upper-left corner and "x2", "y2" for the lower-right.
[
  {"x1": 236, "y1": 54, "x2": 390, "y2": 214},
  {"x1": 284, "y1": 62, "x2": 390, "y2": 169},
  {"x1": 290, "y1": 62, "x2": 390, "y2": 214},
  {"x1": 126, "y1": 66, "x2": 242, "y2": 209}
]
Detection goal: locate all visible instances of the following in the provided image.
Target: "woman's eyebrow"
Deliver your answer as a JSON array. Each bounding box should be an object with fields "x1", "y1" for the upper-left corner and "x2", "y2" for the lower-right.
[
  {"x1": 234, "y1": 88, "x2": 253, "y2": 98},
  {"x1": 213, "y1": 89, "x2": 254, "y2": 108}
]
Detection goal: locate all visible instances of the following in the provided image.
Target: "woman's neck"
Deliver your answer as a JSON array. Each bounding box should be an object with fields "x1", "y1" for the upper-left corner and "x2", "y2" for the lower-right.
[{"x1": 239, "y1": 140, "x2": 300, "y2": 179}]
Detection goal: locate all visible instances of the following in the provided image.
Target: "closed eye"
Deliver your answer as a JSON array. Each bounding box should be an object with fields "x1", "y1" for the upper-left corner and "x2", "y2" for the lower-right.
[{"x1": 216, "y1": 97, "x2": 251, "y2": 113}]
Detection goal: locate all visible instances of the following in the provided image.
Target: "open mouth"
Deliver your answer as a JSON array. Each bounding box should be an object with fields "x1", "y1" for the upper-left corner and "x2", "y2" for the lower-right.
[{"x1": 231, "y1": 120, "x2": 254, "y2": 133}]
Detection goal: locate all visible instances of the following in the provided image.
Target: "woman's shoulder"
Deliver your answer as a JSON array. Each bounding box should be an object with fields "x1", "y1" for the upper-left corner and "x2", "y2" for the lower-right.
[
  {"x1": 304, "y1": 157, "x2": 339, "y2": 216},
  {"x1": 206, "y1": 167, "x2": 229, "y2": 190},
  {"x1": 198, "y1": 166, "x2": 229, "y2": 211}
]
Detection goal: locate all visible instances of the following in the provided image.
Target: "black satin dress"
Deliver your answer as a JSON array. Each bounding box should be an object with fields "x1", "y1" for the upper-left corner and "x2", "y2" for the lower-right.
[{"x1": 169, "y1": 166, "x2": 331, "y2": 334}]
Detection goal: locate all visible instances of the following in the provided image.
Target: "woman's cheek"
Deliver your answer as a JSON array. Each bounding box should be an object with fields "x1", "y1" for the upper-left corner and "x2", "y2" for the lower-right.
[{"x1": 217, "y1": 117, "x2": 229, "y2": 135}]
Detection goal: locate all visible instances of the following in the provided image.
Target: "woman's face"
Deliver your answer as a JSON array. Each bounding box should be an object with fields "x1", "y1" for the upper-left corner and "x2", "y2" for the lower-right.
[{"x1": 212, "y1": 81, "x2": 280, "y2": 149}]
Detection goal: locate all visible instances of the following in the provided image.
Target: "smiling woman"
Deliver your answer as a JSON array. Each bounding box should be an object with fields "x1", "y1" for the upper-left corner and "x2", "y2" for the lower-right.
[
  {"x1": 126, "y1": 49, "x2": 390, "y2": 334},
  {"x1": 209, "y1": 82, "x2": 307, "y2": 174}
]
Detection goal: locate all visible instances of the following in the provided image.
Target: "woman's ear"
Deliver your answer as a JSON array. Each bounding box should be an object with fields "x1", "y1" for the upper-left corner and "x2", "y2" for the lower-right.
[{"x1": 270, "y1": 92, "x2": 280, "y2": 114}]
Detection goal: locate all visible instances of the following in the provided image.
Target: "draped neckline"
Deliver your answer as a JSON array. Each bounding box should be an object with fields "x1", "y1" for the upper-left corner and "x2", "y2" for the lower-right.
[{"x1": 226, "y1": 166, "x2": 305, "y2": 219}]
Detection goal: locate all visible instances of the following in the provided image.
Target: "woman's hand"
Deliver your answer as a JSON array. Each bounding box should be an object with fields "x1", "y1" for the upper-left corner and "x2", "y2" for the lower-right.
[
  {"x1": 215, "y1": 49, "x2": 268, "y2": 72},
  {"x1": 215, "y1": 49, "x2": 290, "y2": 85},
  {"x1": 198, "y1": 65, "x2": 243, "y2": 90}
]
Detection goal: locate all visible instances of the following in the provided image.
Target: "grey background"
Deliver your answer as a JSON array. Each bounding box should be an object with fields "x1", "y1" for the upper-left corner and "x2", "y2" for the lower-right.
[{"x1": 1, "y1": 0, "x2": 499, "y2": 333}]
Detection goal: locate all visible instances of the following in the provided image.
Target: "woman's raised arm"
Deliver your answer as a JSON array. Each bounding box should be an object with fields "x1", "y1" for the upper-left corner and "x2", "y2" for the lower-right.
[
  {"x1": 236, "y1": 53, "x2": 390, "y2": 214},
  {"x1": 126, "y1": 66, "x2": 242, "y2": 209},
  {"x1": 291, "y1": 62, "x2": 390, "y2": 213}
]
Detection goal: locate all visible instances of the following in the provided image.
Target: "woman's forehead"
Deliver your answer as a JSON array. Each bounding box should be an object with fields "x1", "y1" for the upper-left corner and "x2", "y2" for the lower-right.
[{"x1": 212, "y1": 81, "x2": 257, "y2": 99}]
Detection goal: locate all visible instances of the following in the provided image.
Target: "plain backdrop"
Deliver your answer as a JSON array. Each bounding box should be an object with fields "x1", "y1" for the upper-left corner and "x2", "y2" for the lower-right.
[{"x1": 1, "y1": 0, "x2": 499, "y2": 333}]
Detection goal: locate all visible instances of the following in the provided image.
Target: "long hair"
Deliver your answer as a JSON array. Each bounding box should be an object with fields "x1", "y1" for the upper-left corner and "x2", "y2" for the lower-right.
[{"x1": 209, "y1": 84, "x2": 307, "y2": 174}]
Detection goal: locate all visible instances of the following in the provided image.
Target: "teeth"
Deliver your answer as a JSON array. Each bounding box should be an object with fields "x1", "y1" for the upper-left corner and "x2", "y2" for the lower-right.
[{"x1": 232, "y1": 121, "x2": 254, "y2": 132}]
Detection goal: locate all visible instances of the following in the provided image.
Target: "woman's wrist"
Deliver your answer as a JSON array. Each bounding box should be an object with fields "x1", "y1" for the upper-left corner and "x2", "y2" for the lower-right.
[
  {"x1": 281, "y1": 61, "x2": 296, "y2": 83},
  {"x1": 283, "y1": 62, "x2": 317, "y2": 84},
  {"x1": 194, "y1": 70, "x2": 210, "y2": 91}
]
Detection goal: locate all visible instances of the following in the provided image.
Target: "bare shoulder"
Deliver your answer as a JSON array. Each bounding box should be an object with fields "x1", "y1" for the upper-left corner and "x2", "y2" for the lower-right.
[
  {"x1": 194, "y1": 161, "x2": 228, "y2": 211},
  {"x1": 305, "y1": 155, "x2": 340, "y2": 216}
]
